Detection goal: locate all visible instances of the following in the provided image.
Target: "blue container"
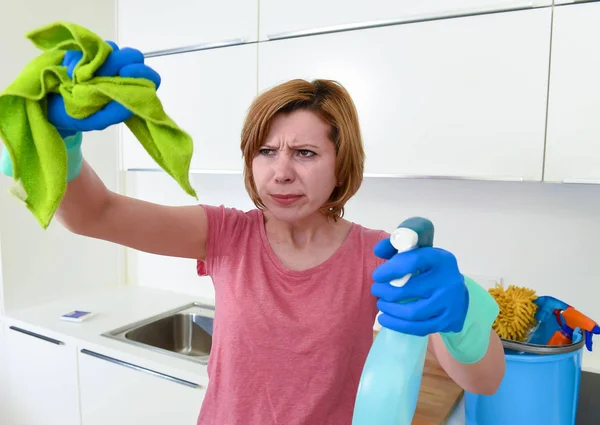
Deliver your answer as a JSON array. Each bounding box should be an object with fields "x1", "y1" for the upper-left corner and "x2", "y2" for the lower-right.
[{"x1": 465, "y1": 338, "x2": 584, "y2": 425}]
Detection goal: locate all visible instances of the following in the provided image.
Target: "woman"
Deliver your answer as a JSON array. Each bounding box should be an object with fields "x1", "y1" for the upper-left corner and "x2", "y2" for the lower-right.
[{"x1": 1, "y1": 42, "x2": 505, "y2": 424}]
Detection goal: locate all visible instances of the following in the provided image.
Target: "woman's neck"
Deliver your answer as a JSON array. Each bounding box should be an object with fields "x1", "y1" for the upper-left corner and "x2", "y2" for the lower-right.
[
  {"x1": 262, "y1": 209, "x2": 354, "y2": 271},
  {"x1": 263, "y1": 210, "x2": 346, "y2": 250}
]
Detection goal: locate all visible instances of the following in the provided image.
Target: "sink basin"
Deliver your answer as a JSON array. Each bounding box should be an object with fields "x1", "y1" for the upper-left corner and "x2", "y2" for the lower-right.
[{"x1": 103, "y1": 303, "x2": 215, "y2": 364}]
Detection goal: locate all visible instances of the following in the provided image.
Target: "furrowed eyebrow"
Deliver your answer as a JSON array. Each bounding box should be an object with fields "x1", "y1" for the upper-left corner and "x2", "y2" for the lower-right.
[
  {"x1": 260, "y1": 143, "x2": 320, "y2": 150},
  {"x1": 292, "y1": 144, "x2": 319, "y2": 150}
]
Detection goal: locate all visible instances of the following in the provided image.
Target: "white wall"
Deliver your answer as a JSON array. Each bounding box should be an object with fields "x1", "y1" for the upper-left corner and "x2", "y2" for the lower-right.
[
  {"x1": 0, "y1": 1, "x2": 122, "y2": 313},
  {"x1": 125, "y1": 171, "x2": 600, "y2": 370}
]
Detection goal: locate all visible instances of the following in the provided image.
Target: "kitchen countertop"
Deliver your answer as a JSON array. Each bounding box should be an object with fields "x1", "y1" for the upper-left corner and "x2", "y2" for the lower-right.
[
  {"x1": 576, "y1": 370, "x2": 600, "y2": 425},
  {"x1": 415, "y1": 351, "x2": 464, "y2": 425},
  {"x1": 4, "y1": 285, "x2": 213, "y2": 384},
  {"x1": 4, "y1": 285, "x2": 466, "y2": 424}
]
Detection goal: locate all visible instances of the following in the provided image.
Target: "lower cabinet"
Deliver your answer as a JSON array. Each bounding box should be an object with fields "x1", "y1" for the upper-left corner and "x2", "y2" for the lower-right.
[
  {"x1": 2, "y1": 321, "x2": 207, "y2": 425},
  {"x1": 78, "y1": 349, "x2": 207, "y2": 425},
  {"x1": 3, "y1": 322, "x2": 81, "y2": 425}
]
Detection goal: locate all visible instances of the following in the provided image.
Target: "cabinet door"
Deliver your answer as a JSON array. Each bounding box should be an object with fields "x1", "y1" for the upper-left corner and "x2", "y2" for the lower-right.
[
  {"x1": 544, "y1": 2, "x2": 600, "y2": 183},
  {"x1": 259, "y1": 9, "x2": 552, "y2": 181},
  {"x1": 3, "y1": 324, "x2": 80, "y2": 425},
  {"x1": 78, "y1": 349, "x2": 206, "y2": 425},
  {"x1": 118, "y1": 0, "x2": 258, "y2": 54},
  {"x1": 0, "y1": 320, "x2": 6, "y2": 415},
  {"x1": 121, "y1": 43, "x2": 257, "y2": 173},
  {"x1": 259, "y1": 0, "x2": 551, "y2": 41}
]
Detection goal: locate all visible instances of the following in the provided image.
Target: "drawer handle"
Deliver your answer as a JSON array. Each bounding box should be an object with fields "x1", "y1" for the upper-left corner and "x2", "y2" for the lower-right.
[
  {"x1": 9, "y1": 326, "x2": 64, "y2": 345},
  {"x1": 80, "y1": 349, "x2": 203, "y2": 389},
  {"x1": 143, "y1": 38, "x2": 246, "y2": 58}
]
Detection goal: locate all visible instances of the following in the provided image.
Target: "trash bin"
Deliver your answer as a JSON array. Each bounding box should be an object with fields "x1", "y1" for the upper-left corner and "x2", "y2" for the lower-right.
[{"x1": 464, "y1": 337, "x2": 584, "y2": 425}]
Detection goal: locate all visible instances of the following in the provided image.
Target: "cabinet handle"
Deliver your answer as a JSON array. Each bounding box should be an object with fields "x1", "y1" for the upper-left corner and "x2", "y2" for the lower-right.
[
  {"x1": 9, "y1": 326, "x2": 64, "y2": 345},
  {"x1": 267, "y1": 21, "x2": 390, "y2": 40},
  {"x1": 266, "y1": 3, "x2": 537, "y2": 40},
  {"x1": 126, "y1": 168, "x2": 525, "y2": 181},
  {"x1": 562, "y1": 178, "x2": 600, "y2": 184},
  {"x1": 126, "y1": 167, "x2": 243, "y2": 175},
  {"x1": 80, "y1": 349, "x2": 203, "y2": 389},
  {"x1": 563, "y1": 0, "x2": 598, "y2": 4},
  {"x1": 363, "y1": 173, "x2": 525, "y2": 182},
  {"x1": 144, "y1": 38, "x2": 246, "y2": 58}
]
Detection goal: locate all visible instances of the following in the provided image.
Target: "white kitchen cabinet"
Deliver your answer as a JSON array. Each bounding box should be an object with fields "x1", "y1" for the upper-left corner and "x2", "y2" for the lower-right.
[
  {"x1": 259, "y1": 0, "x2": 551, "y2": 41},
  {"x1": 78, "y1": 349, "x2": 206, "y2": 425},
  {"x1": 259, "y1": 9, "x2": 552, "y2": 181},
  {"x1": 544, "y1": 1, "x2": 600, "y2": 183},
  {"x1": 0, "y1": 319, "x2": 6, "y2": 416},
  {"x1": 117, "y1": 0, "x2": 258, "y2": 54},
  {"x1": 3, "y1": 322, "x2": 81, "y2": 425},
  {"x1": 121, "y1": 43, "x2": 257, "y2": 173}
]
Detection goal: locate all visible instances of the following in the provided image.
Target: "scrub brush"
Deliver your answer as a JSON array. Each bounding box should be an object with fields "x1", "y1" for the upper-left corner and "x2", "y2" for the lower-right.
[{"x1": 488, "y1": 284, "x2": 538, "y2": 341}]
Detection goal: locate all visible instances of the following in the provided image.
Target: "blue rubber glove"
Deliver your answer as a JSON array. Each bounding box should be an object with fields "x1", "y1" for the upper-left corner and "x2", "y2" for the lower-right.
[
  {"x1": 48, "y1": 40, "x2": 161, "y2": 137},
  {"x1": 371, "y1": 237, "x2": 499, "y2": 364},
  {"x1": 371, "y1": 240, "x2": 470, "y2": 336},
  {"x1": 1, "y1": 41, "x2": 161, "y2": 182}
]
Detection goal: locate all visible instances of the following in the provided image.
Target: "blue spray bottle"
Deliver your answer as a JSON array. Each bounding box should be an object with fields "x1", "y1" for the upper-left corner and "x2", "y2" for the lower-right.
[{"x1": 352, "y1": 217, "x2": 435, "y2": 425}]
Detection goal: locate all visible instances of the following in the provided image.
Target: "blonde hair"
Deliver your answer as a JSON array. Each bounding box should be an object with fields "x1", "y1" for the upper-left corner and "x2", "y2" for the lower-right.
[{"x1": 240, "y1": 79, "x2": 365, "y2": 221}]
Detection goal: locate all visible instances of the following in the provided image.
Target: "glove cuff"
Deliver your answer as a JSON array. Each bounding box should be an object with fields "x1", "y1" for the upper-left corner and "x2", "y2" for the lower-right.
[
  {"x1": 440, "y1": 276, "x2": 500, "y2": 364},
  {"x1": 64, "y1": 132, "x2": 83, "y2": 182},
  {"x1": 1, "y1": 144, "x2": 14, "y2": 177},
  {"x1": 1, "y1": 132, "x2": 83, "y2": 182}
]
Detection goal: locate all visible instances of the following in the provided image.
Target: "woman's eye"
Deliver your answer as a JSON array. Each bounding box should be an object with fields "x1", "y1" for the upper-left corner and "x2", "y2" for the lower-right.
[
  {"x1": 259, "y1": 148, "x2": 274, "y2": 155},
  {"x1": 298, "y1": 149, "x2": 316, "y2": 157}
]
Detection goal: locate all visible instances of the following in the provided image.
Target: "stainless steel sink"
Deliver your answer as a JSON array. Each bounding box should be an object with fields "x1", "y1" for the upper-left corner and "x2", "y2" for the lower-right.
[{"x1": 102, "y1": 303, "x2": 215, "y2": 364}]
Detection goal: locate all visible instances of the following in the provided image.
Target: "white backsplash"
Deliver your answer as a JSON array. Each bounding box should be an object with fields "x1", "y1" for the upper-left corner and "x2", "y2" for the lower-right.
[{"x1": 125, "y1": 171, "x2": 600, "y2": 371}]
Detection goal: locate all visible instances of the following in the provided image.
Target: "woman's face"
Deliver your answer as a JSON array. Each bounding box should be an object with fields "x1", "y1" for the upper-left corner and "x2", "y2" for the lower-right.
[{"x1": 252, "y1": 109, "x2": 338, "y2": 223}]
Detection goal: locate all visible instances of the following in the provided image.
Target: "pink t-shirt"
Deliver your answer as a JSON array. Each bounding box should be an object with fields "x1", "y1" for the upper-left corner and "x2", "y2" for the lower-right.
[{"x1": 196, "y1": 205, "x2": 387, "y2": 425}]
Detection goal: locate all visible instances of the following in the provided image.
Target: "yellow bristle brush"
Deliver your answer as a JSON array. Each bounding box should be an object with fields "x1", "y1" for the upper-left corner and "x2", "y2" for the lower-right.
[{"x1": 488, "y1": 284, "x2": 538, "y2": 342}]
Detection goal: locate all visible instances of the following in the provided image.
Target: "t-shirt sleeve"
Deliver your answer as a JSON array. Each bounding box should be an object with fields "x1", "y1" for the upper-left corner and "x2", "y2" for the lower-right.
[{"x1": 196, "y1": 204, "x2": 252, "y2": 277}]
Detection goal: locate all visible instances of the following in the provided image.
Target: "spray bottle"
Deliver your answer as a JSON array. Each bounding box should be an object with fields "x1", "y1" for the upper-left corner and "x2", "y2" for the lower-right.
[{"x1": 352, "y1": 217, "x2": 434, "y2": 425}]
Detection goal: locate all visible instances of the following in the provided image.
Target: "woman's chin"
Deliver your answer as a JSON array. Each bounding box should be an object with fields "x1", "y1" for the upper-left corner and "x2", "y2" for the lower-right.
[{"x1": 264, "y1": 202, "x2": 317, "y2": 223}]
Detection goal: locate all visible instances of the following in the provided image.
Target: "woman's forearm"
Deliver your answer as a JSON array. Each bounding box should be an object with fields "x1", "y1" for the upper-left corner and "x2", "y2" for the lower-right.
[
  {"x1": 429, "y1": 330, "x2": 505, "y2": 395},
  {"x1": 55, "y1": 159, "x2": 113, "y2": 234},
  {"x1": 55, "y1": 158, "x2": 209, "y2": 260}
]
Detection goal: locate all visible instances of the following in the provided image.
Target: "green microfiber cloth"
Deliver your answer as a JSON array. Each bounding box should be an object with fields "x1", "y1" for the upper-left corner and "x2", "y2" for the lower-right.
[{"x1": 0, "y1": 21, "x2": 197, "y2": 229}]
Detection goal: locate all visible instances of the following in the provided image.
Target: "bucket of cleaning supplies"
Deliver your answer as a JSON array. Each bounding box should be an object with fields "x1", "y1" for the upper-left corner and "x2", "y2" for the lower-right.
[
  {"x1": 464, "y1": 336, "x2": 584, "y2": 425},
  {"x1": 464, "y1": 291, "x2": 599, "y2": 425}
]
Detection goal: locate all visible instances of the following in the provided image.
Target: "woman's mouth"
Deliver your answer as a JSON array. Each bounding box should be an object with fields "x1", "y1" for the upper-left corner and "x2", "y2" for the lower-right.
[{"x1": 270, "y1": 194, "x2": 303, "y2": 206}]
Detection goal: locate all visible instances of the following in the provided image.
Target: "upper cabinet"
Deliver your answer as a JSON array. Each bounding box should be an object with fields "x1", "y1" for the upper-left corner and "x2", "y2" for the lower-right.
[
  {"x1": 258, "y1": 0, "x2": 551, "y2": 41},
  {"x1": 544, "y1": 2, "x2": 600, "y2": 183},
  {"x1": 121, "y1": 43, "x2": 257, "y2": 173},
  {"x1": 117, "y1": 0, "x2": 258, "y2": 54},
  {"x1": 259, "y1": 9, "x2": 552, "y2": 181}
]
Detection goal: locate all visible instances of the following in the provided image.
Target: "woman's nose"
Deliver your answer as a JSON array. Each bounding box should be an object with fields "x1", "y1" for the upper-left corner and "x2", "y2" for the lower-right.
[{"x1": 273, "y1": 154, "x2": 295, "y2": 183}]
